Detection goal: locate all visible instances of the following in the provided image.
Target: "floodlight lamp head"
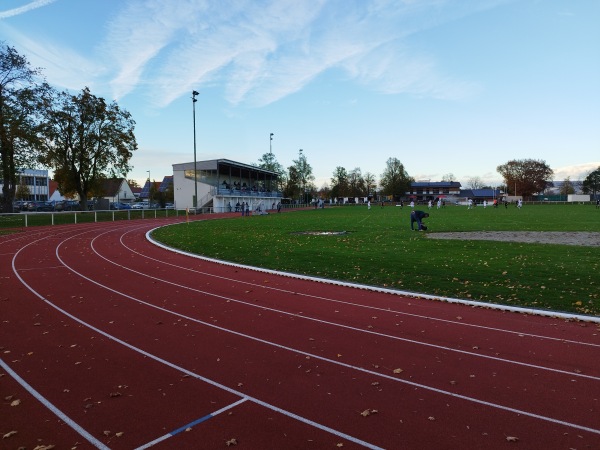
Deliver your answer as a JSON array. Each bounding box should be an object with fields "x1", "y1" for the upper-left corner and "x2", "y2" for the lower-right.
[{"x1": 192, "y1": 90, "x2": 199, "y2": 96}]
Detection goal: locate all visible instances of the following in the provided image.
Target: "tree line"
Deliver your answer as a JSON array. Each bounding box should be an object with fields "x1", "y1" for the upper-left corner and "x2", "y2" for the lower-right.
[
  {"x1": 0, "y1": 42, "x2": 137, "y2": 213},
  {"x1": 3, "y1": 41, "x2": 599, "y2": 213}
]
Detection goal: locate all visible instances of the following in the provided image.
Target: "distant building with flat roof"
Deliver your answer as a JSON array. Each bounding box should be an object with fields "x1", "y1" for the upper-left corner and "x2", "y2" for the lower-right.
[{"x1": 407, "y1": 181, "x2": 462, "y2": 203}]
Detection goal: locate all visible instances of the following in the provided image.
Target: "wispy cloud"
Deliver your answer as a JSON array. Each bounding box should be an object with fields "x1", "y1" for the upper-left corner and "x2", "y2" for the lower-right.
[
  {"x1": 0, "y1": 0, "x2": 57, "y2": 19},
  {"x1": 3, "y1": 0, "x2": 512, "y2": 107},
  {"x1": 554, "y1": 162, "x2": 600, "y2": 180}
]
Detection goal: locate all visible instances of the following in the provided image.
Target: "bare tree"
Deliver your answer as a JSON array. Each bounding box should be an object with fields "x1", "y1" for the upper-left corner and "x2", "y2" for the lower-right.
[{"x1": 466, "y1": 176, "x2": 484, "y2": 189}]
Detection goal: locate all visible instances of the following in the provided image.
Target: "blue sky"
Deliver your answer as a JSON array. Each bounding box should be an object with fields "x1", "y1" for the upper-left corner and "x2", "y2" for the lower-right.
[{"x1": 1, "y1": 0, "x2": 599, "y2": 188}]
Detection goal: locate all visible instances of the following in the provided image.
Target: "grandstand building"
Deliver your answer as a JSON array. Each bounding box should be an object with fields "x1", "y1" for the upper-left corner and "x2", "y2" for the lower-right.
[{"x1": 172, "y1": 159, "x2": 281, "y2": 212}]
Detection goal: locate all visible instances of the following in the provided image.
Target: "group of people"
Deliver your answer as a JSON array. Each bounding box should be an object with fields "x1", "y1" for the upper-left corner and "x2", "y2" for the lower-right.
[
  {"x1": 222, "y1": 180, "x2": 269, "y2": 193},
  {"x1": 235, "y1": 201, "x2": 250, "y2": 216}
]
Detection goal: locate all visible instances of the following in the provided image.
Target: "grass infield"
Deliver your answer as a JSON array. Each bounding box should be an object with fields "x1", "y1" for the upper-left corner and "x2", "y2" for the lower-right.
[{"x1": 152, "y1": 204, "x2": 600, "y2": 317}]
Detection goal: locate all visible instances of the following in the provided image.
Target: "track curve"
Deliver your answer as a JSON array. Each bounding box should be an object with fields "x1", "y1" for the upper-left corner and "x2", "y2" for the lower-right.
[{"x1": 2, "y1": 215, "x2": 599, "y2": 449}]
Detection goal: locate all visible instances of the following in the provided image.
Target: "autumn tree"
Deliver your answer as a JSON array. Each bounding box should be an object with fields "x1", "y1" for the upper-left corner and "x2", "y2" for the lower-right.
[
  {"x1": 330, "y1": 166, "x2": 349, "y2": 199},
  {"x1": 317, "y1": 183, "x2": 331, "y2": 200},
  {"x1": 559, "y1": 177, "x2": 575, "y2": 197},
  {"x1": 348, "y1": 167, "x2": 366, "y2": 197},
  {"x1": 15, "y1": 176, "x2": 30, "y2": 200},
  {"x1": 0, "y1": 43, "x2": 47, "y2": 212},
  {"x1": 38, "y1": 87, "x2": 137, "y2": 209},
  {"x1": 496, "y1": 159, "x2": 553, "y2": 197},
  {"x1": 285, "y1": 151, "x2": 314, "y2": 203},
  {"x1": 582, "y1": 167, "x2": 600, "y2": 199},
  {"x1": 380, "y1": 157, "x2": 413, "y2": 200}
]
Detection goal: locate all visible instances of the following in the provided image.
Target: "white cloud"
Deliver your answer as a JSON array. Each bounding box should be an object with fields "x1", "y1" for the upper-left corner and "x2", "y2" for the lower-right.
[
  {"x1": 0, "y1": 0, "x2": 57, "y2": 19},
  {"x1": 98, "y1": 0, "x2": 508, "y2": 108},
  {"x1": 2, "y1": 0, "x2": 515, "y2": 107},
  {"x1": 553, "y1": 162, "x2": 600, "y2": 181}
]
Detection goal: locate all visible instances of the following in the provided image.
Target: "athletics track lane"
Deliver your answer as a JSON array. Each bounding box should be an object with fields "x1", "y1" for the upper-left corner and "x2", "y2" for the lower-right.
[{"x1": 1, "y1": 216, "x2": 599, "y2": 449}]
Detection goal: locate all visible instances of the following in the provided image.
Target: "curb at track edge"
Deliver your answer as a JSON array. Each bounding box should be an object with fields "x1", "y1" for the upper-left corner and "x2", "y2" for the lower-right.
[{"x1": 145, "y1": 224, "x2": 600, "y2": 324}]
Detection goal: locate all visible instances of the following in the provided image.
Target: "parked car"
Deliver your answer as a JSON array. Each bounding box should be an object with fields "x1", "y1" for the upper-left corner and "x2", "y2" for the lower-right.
[
  {"x1": 165, "y1": 202, "x2": 175, "y2": 209},
  {"x1": 12, "y1": 200, "x2": 28, "y2": 212},
  {"x1": 131, "y1": 202, "x2": 148, "y2": 209},
  {"x1": 109, "y1": 202, "x2": 131, "y2": 210},
  {"x1": 27, "y1": 201, "x2": 54, "y2": 212},
  {"x1": 55, "y1": 200, "x2": 81, "y2": 211}
]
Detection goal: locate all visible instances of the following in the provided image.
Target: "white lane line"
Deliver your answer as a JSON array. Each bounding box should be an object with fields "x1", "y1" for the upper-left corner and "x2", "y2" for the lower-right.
[
  {"x1": 43, "y1": 229, "x2": 600, "y2": 435},
  {"x1": 135, "y1": 398, "x2": 249, "y2": 449},
  {"x1": 14, "y1": 243, "x2": 600, "y2": 439},
  {"x1": 12, "y1": 234, "x2": 384, "y2": 450},
  {"x1": 119, "y1": 226, "x2": 600, "y2": 347},
  {"x1": 85, "y1": 227, "x2": 600, "y2": 381},
  {"x1": 145, "y1": 225, "x2": 600, "y2": 325},
  {"x1": 0, "y1": 357, "x2": 110, "y2": 450},
  {"x1": 12, "y1": 225, "x2": 600, "y2": 442}
]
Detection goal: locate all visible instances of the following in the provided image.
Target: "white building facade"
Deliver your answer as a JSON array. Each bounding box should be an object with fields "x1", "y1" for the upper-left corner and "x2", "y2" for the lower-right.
[
  {"x1": 173, "y1": 159, "x2": 281, "y2": 212},
  {"x1": 4, "y1": 169, "x2": 51, "y2": 201}
]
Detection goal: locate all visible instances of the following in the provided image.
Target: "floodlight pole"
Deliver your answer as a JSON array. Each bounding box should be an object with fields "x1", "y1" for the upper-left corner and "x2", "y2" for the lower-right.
[
  {"x1": 299, "y1": 148, "x2": 304, "y2": 205},
  {"x1": 146, "y1": 170, "x2": 150, "y2": 202},
  {"x1": 270, "y1": 133, "x2": 274, "y2": 154},
  {"x1": 192, "y1": 91, "x2": 199, "y2": 210}
]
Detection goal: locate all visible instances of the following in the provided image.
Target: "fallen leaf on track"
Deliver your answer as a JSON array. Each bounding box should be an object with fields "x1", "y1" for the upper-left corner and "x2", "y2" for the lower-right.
[{"x1": 2, "y1": 430, "x2": 17, "y2": 439}]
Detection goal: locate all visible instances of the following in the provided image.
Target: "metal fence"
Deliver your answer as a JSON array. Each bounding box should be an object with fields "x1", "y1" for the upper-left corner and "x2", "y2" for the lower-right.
[{"x1": 0, "y1": 208, "x2": 190, "y2": 229}]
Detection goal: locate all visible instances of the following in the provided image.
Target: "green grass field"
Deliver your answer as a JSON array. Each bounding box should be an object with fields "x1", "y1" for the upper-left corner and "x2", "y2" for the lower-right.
[{"x1": 151, "y1": 204, "x2": 600, "y2": 317}]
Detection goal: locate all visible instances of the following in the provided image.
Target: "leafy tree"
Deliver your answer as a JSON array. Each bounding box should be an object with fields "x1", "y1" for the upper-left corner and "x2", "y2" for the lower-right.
[
  {"x1": 330, "y1": 166, "x2": 349, "y2": 198},
  {"x1": 496, "y1": 159, "x2": 553, "y2": 197},
  {"x1": 380, "y1": 157, "x2": 413, "y2": 200},
  {"x1": 287, "y1": 151, "x2": 314, "y2": 203},
  {"x1": 257, "y1": 151, "x2": 285, "y2": 191},
  {"x1": 15, "y1": 175, "x2": 30, "y2": 200},
  {"x1": 0, "y1": 43, "x2": 46, "y2": 212},
  {"x1": 283, "y1": 165, "x2": 300, "y2": 199},
  {"x1": 582, "y1": 167, "x2": 600, "y2": 199},
  {"x1": 38, "y1": 87, "x2": 137, "y2": 209},
  {"x1": 317, "y1": 183, "x2": 331, "y2": 200}
]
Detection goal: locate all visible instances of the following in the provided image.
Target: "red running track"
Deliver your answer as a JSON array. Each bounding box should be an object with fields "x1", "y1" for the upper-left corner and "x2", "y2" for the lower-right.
[{"x1": 1, "y1": 215, "x2": 600, "y2": 449}]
